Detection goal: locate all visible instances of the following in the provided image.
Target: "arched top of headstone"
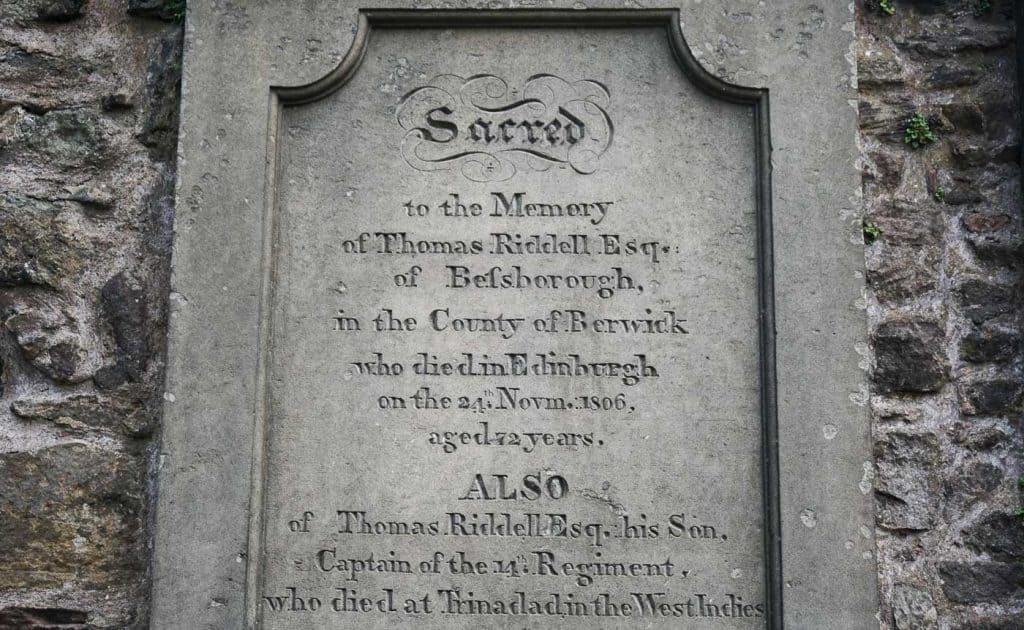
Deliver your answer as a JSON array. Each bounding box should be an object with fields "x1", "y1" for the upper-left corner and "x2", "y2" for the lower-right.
[{"x1": 275, "y1": 10, "x2": 767, "y2": 108}]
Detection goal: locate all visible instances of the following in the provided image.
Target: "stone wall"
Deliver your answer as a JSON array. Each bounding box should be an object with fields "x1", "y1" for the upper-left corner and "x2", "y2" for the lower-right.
[
  {"x1": 0, "y1": 1, "x2": 180, "y2": 628},
  {"x1": 0, "y1": 1, "x2": 1020, "y2": 628},
  {"x1": 859, "y1": 0, "x2": 1024, "y2": 628}
]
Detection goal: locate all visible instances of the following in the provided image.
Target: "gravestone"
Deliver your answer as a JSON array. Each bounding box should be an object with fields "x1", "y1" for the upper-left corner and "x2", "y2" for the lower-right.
[{"x1": 152, "y1": 3, "x2": 876, "y2": 629}]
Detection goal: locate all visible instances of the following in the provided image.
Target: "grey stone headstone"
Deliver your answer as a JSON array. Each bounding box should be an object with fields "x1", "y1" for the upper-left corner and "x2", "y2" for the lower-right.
[{"x1": 152, "y1": 3, "x2": 877, "y2": 629}]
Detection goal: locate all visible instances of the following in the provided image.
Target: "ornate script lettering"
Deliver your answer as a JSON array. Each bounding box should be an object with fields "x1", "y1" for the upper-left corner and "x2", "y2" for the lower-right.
[{"x1": 397, "y1": 74, "x2": 613, "y2": 182}]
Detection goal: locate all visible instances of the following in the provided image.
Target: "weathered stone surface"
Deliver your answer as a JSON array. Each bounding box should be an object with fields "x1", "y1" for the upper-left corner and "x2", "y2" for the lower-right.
[
  {"x1": 964, "y1": 213, "x2": 1013, "y2": 233},
  {"x1": 926, "y1": 61, "x2": 982, "y2": 88},
  {"x1": 2, "y1": 297, "x2": 96, "y2": 384},
  {"x1": 865, "y1": 245, "x2": 941, "y2": 302},
  {"x1": 938, "y1": 561, "x2": 1024, "y2": 604},
  {"x1": 870, "y1": 197, "x2": 944, "y2": 247},
  {"x1": 942, "y1": 460, "x2": 1003, "y2": 513},
  {"x1": 961, "y1": 319, "x2": 1022, "y2": 363},
  {"x1": 0, "y1": 607, "x2": 88, "y2": 630},
  {"x1": 94, "y1": 273, "x2": 149, "y2": 389},
  {"x1": 872, "y1": 397, "x2": 925, "y2": 424},
  {"x1": 858, "y1": 96, "x2": 917, "y2": 141},
  {"x1": 894, "y1": 21, "x2": 1014, "y2": 56},
  {"x1": 964, "y1": 512, "x2": 1024, "y2": 561},
  {"x1": 0, "y1": 444, "x2": 143, "y2": 591},
  {"x1": 0, "y1": 0, "x2": 182, "y2": 625},
  {"x1": 35, "y1": 0, "x2": 85, "y2": 22},
  {"x1": 138, "y1": 30, "x2": 182, "y2": 156},
  {"x1": 952, "y1": 419, "x2": 1014, "y2": 450},
  {"x1": 859, "y1": 41, "x2": 906, "y2": 87},
  {"x1": 956, "y1": 278, "x2": 1015, "y2": 324},
  {"x1": 65, "y1": 185, "x2": 114, "y2": 210},
  {"x1": 891, "y1": 583, "x2": 937, "y2": 630},
  {"x1": 128, "y1": 0, "x2": 185, "y2": 22},
  {"x1": 966, "y1": 212, "x2": 1015, "y2": 231},
  {"x1": 942, "y1": 102, "x2": 985, "y2": 135},
  {"x1": 943, "y1": 172, "x2": 988, "y2": 206},
  {"x1": 155, "y1": 3, "x2": 877, "y2": 629},
  {"x1": 0, "y1": 0, "x2": 1016, "y2": 626},
  {"x1": 862, "y1": 149, "x2": 906, "y2": 193},
  {"x1": 875, "y1": 430, "x2": 941, "y2": 531},
  {"x1": 11, "y1": 393, "x2": 152, "y2": 437},
  {"x1": 0, "y1": 108, "x2": 111, "y2": 171},
  {"x1": 101, "y1": 90, "x2": 134, "y2": 112},
  {"x1": 959, "y1": 613, "x2": 1024, "y2": 630},
  {"x1": 0, "y1": 0, "x2": 82, "y2": 25},
  {"x1": 0, "y1": 193, "x2": 88, "y2": 289},
  {"x1": 951, "y1": 136, "x2": 1018, "y2": 168},
  {"x1": 854, "y1": 1, "x2": 1020, "y2": 625},
  {"x1": 0, "y1": 40, "x2": 110, "y2": 113},
  {"x1": 964, "y1": 208, "x2": 1024, "y2": 260},
  {"x1": 958, "y1": 367, "x2": 1024, "y2": 416},
  {"x1": 0, "y1": 0, "x2": 181, "y2": 617},
  {"x1": 872, "y1": 319, "x2": 948, "y2": 393},
  {"x1": 863, "y1": 195, "x2": 947, "y2": 303}
]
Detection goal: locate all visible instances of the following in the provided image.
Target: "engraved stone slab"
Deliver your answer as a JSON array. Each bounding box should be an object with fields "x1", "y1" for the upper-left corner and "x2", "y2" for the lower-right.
[{"x1": 152, "y1": 4, "x2": 877, "y2": 629}]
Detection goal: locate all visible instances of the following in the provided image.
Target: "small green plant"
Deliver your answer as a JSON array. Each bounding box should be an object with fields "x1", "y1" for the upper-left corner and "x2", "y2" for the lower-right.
[
  {"x1": 933, "y1": 187, "x2": 946, "y2": 203},
  {"x1": 878, "y1": 0, "x2": 896, "y2": 15},
  {"x1": 166, "y1": 0, "x2": 186, "y2": 22},
  {"x1": 904, "y1": 113, "x2": 937, "y2": 149},
  {"x1": 1015, "y1": 477, "x2": 1024, "y2": 521},
  {"x1": 974, "y1": 0, "x2": 993, "y2": 17},
  {"x1": 863, "y1": 221, "x2": 883, "y2": 245}
]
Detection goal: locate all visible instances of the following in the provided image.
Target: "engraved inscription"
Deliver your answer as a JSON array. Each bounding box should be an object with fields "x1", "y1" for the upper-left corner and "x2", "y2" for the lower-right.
[
  {"x1": 397, "y1": 74, "x2": 613, "y2": 181},
  {"x1": 258, "y1": 20, "x2": 768, "y2": 630}
]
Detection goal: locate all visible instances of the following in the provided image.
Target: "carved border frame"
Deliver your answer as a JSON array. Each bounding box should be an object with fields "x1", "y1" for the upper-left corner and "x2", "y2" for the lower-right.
[{"x1": 250, "y1": 9, "x2": 780, "y2": 628}]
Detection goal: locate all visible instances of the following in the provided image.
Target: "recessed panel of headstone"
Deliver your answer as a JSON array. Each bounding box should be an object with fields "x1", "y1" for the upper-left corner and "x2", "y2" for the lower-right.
[{"x1": 258, "y1": 15, "x2": 772, "y2": 629}]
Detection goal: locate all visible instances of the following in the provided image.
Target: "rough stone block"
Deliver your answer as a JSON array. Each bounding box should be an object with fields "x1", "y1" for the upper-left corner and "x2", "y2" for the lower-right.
[
  {"x1": 951, "y1": 137, "x2": 1018, "y2": 168},
  {"x1": 952, "y1": 419, "x2": 1014, "y2": 450},
  {"x1": 874, "y1": 430, "x2": 941, "y2": 531},
  {"x1": 964, "y1": 512, "x2": 1024, "y2": 562},
  {"x1": 11, "y1": 393, "x2": 152, "y2": 437},
  {"x1": 872, "y1": 319, "x2": 948, "y2": 394},
  {"x1": 0, "y1": 193, "x2": 89, "y2": 289},
  {"x1": 894, "y1": 21, "x2": 1014, "y2": 57},
  {"x1": 866, "y1": 245, "x2": 941, "y2": 303},
  {"x1": 861, "y1": 150, "x2": 906, "y2": 194},
  {"x1": 961, "y1": 319, "x2": 1022, "y2": 363},
  {"x1": 128, "y1": 0, "x2": 184, "y2": 22},
  {"x1": 858, "y1": 43, "x2": 906, "y2": 87},
  {"x1": 938, "y1": 561, "x2": 1024, "y2": 604},
  {"x1": 94, "y1": 272, "x2": 150, "y2": 389},
  {"x1": 958, "y1": 367, "x2": 1024, "y2": 416},
  {"x1": 959, "y1": 613, "x2": 1024, "y2": 630},
  {"x1": 956, "y1": 278, "x2": 1015, "y2": 324},
  {"x1": 0, "y1": 607, "x2": 88, "y2": 629},
  {"x1": 869, "y1": 198, "x2": 944, "y2": 247},
  {"x1": 137, "y1": 30, "x2": 183, "y2": 159},
  {"x1": 36, "y1": 0, "x2": 84, "y2": 22},
  {"x1": 0, "y1": 0, "x2": 82, "y2": 25},
  {"x1": 943, "y1": 460, "x2": 1004, "y2": 515},
  {"x1": 926, "y1": 61, "x2": 982, "y2": 88},
  {"x1": 2, "y1": 296, "x2": 96, "y2": 384},
  {"x1": 891, "y1": 583, "x2": 937, "y2": 630},
  {"x1": 0, "y1": 108, "x2": 111, "y2": 171},
  {"x1": 858, "y1": 96, "x2": 916, "y2": 141},
  {"x1": 963, "y1": 210, "x2": 1024, "y2": 261},
  {"x1": 0, "y1": 444, "x2": 143, "y2": 591}
]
